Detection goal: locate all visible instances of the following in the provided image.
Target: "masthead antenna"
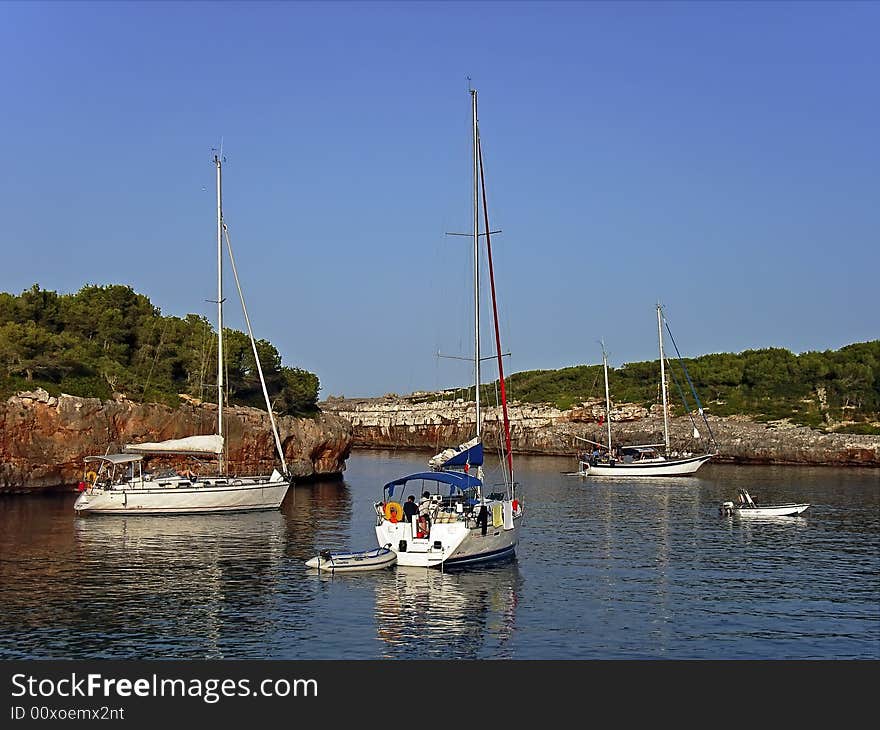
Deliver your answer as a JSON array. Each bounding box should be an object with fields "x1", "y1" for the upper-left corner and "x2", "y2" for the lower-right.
[{"x1": 211, "y1": 138, "x2": 226, "y2": 164}]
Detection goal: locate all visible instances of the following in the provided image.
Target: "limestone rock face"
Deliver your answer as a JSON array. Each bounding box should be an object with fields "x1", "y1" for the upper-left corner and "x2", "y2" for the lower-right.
[
  {"x1": 0, "y1": 389, "x2": 352, "y2": 492},
  {"x1": 322, "y1": 395, "x2": 880, "y2": 467}
]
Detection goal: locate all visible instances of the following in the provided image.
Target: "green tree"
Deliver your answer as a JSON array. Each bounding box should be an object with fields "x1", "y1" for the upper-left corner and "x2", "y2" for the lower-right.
[
  {"x1": 18, "y1": 284, "x2": 62, "y2": 331},
  {"x1": 0, "y1": 293, "x2": 18, "y2": 324},
  {"x1": 277, "y1": 367, "x2": 320, "y2": 415},
  {"x1": 0, "y1": 321, "x2": 61, "y2": 381}
]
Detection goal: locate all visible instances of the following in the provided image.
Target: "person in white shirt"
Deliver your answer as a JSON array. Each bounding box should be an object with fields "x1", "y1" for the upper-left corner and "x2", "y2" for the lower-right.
[
  {"x1": 418, "y1": 491, "x2": 432, "y2": 516},
  {"x1": 418, "y1": 491, "x2": 434, "y2": 535}
]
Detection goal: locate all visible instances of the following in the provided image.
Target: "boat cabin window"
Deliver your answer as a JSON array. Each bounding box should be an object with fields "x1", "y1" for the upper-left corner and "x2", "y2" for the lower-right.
[{"x1": 621, "y1": 447, "x2": 659, "y2": 462}]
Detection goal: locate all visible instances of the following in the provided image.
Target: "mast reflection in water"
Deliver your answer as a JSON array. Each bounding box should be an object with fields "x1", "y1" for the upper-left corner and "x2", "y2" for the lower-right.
[{"x1": 373, "y1": 564, "x2": 520, "y2": 659}]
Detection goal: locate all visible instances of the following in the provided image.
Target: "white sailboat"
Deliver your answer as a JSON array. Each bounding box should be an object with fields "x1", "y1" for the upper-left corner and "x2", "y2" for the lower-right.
[
  {"x1": 578, "y1": 305, "x2": 715, "y2": 477},
  {"x1": 74, "y1": 155, "x2": 291, "y2": 515},
  {"x1": 373, "y1": 88, "x2": 524, "y2": 568}
]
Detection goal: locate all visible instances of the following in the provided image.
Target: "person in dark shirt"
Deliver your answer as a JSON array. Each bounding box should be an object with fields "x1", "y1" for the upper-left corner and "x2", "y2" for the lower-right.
[
  {"x1": 402, "y1": 495, "x2": 419, "y2": 523},
  {"x1": 476, "y1": 504, "x2": 489, "y2": 536}
]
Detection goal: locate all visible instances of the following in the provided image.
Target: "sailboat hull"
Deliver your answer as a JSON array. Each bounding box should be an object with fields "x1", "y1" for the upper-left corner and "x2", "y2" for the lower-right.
[
  {"x1": 444, "y1": 527, "x2": 519, "y2": 567},
  {"x1": 376, "y1": 511, "x2": 521, "y2": 569},
  {"x1": 74, "y1": 477, "x2": 290, "y2": 515},
  {"x1": 581, "y1": 453, "x2": 712, "y2": 477}
]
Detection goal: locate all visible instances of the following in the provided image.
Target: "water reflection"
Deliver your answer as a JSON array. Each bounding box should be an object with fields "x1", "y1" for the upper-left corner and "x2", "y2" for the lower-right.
[
  {"x1": 280, "y1": 480, "x2": 353, "y2": 560},
  {"x1": 0, "y1": 480, "x2": 356, "y2": 659},
  {"x1": 70, "y1": 511, "x2": 289, "y2": 659},
  {"x1": 373, "y1": 562, "x2": 521, "y2": 659},
  {"x1": 1, "y1": 458, "x2": 877, "y2": 658}
]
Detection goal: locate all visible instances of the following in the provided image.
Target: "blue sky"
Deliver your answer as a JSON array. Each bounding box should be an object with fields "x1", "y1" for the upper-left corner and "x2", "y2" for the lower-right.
[{"x1": 1, "y1": 1, "x2": 877, "y2": 398}]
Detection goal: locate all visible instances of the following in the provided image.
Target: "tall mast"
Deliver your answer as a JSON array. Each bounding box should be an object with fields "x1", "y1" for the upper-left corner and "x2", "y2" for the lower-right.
[
  {"x1": 657, "y1": 303, "x2": 670, "y2": 452},
  {"x1": 214, "y1": 154, "x2": 224, "y2": 470},
  {"x1": 478, "y1": 130, "x2": 513, "y2": 485},
  {"x1": 601, "y1": 342, "x2": 612, "y2": 453},
  {"x1": 471, "y1": 88, "x2": 481, "y2": 439}
]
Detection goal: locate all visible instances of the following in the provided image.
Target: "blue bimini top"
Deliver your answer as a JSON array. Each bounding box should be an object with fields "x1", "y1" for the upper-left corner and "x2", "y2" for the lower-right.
[{"x1": 383, "y1": 471, "x2": 482, "y2": 498}]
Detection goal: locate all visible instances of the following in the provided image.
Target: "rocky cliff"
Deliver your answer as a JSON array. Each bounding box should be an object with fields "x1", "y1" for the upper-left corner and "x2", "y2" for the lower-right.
[
  {"x1": 0, "y1": 389, "x2": 353, "y2": 492},
  {"x1": 322, "y1": 395, "x2": 880, "y2": 467}
]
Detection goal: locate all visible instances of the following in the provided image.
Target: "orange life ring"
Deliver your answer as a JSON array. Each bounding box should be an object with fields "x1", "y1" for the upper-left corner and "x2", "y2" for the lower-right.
[
  {"x1": 86, "y1": 471, "x2": 98, "y2": 483},
  {"x1": 384, "y1": 501, "x2": 403, "y2": 523}
]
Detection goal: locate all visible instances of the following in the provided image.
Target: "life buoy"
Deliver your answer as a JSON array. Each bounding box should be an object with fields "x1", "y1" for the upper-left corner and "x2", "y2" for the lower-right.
[
  {"x1": 86, "y1": 471, "x2": 98, "y2": 483},
  {"x1": 384, "y1": 501, "x2": 403, "y2": 523}
]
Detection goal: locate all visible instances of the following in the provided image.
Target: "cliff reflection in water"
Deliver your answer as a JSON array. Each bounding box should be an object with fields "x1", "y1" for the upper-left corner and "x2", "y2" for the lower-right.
[{"x1": 373, "y1": 563, "x2": 521, "y2": 659}]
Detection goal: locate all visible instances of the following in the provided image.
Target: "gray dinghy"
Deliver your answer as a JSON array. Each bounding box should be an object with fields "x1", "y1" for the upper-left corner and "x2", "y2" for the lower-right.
[{"x1": 305, "y1": 545, "x2": 397, "y2": 572}]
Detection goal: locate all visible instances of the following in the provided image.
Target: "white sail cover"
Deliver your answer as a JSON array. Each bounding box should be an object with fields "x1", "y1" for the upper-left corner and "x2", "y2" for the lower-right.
[
  {"x1": 428, "y1": 436, "x2": 484, "y2": 470},
  {"x1": 124, "y1": 434, "x2": 224, "y2": 455}
]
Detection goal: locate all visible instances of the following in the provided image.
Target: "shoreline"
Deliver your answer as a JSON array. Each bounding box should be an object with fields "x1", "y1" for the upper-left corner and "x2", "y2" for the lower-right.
[
  {"x1": 322, "y1": 396, "x2": 880, "y2": 469},
  {"x1": 345, "y1": 443, "x2": 880, "y2": 468},
  {"x1": 2, "y1": 449, "x2": 876, "y2": 495}
]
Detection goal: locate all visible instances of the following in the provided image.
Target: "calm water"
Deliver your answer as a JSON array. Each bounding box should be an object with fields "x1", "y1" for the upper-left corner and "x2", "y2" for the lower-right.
[{"x1": 1, "y1": 451, "x2": 878, "y2": 659}]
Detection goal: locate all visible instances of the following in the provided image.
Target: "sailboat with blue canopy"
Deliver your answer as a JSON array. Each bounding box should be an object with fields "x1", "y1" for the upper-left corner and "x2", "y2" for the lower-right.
[{"x1": 372, "y1": 87, "x2": 523, "y2": 568}]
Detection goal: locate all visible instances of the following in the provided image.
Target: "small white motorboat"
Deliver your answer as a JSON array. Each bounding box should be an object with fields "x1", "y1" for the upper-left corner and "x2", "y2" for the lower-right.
[
  {"x1": 305, "y1": 545, "x2": 397, "y2": 573},
  {"x1": 720, "y1": 488, "x2": 810, "y2": 517}
]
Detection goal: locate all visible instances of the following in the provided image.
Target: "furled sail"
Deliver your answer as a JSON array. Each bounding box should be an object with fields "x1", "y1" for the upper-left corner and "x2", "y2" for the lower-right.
[
  {"x1": 124, "y1": 434, "x2": 224, "y2": 455},
  {"x1": 428, "y1": 436, "x2": 484, "y2": 470}
]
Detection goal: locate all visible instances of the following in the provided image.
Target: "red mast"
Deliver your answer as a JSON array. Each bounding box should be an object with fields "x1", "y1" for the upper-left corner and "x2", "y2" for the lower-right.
[{"x1": 477, "y1": 135, "x2": 514, "y2": 484}]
